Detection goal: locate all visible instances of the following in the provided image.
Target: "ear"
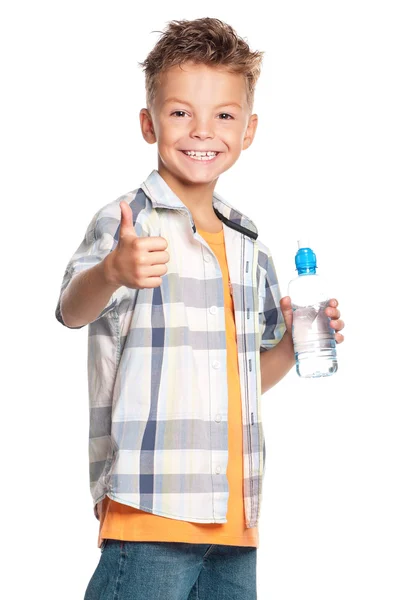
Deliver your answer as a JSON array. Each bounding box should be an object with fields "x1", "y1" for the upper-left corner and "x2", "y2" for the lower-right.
[
  {"x1": 140, "y1": 108, "x2": 157, "y2": 144},
  {"x1": 242, "y1": 114, "x2": 258, "y2": 150}
]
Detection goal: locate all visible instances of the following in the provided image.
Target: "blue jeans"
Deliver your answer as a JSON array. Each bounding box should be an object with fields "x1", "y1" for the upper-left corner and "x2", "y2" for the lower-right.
[{"x1": 84, "y1": 539, "x2": 257, "y2": 600}]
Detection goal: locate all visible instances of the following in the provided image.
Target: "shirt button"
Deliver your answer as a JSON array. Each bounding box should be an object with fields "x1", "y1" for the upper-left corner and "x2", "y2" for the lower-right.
[
  {"x1": 215, "y1": 466, "x2": 221, "y2": 474},
  {"x1": 209, "y1": 306, "x2": 217, "y2": 315},
  {"x1": 204, "y1": 254, "x2": 211, "y2": 262},
  {"x1": 215, "y1": 414, "x2": 221, "y2": 423},
  {"x1": 212, "y1": 360, "x2": 220, "y2": 369}
]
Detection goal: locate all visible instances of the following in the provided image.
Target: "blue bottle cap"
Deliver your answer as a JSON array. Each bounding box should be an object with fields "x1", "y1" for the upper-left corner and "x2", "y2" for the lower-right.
[{"x1": 295, "y1": 241, "x2": 317, "y2": 274}]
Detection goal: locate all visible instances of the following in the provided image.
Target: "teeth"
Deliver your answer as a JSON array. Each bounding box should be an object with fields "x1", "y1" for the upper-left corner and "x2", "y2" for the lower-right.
[{"x1": 183, "y1": 150, "x2": 218, "y2": 160}]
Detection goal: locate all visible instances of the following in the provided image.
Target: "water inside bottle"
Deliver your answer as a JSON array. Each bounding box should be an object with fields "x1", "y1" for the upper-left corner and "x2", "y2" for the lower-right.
[{"x1": 292, "y1": 300, "x2": 338, "y2": 378}]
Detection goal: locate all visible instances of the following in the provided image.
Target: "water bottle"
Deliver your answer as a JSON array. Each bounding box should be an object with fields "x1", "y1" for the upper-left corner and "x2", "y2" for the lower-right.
[{"x1": 288, "y1": 241, "x2": 338, "y2": 378}]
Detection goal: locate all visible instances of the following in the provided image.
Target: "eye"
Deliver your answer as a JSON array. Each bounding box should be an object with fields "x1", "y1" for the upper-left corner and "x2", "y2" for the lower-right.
[
  {"x1": 218, "y1": 113, "x2": 233, "y2": 120},
  {"x1": 171, "y1": 110, "x2": 188, "y2": 117}
]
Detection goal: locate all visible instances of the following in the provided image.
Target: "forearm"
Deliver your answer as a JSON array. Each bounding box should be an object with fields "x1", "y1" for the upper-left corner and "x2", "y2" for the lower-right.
[
  {"x1": 60, "y1": 253, "x2": 121, "y2": 328},
  {"x1": 260, "y1": 331, "x2": 295, "y2": 394}
]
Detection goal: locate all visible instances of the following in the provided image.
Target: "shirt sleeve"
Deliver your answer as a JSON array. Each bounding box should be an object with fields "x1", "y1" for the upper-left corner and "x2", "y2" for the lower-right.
[
  {"x1": 55, "y1": 203, "x2": 127, "y2": 329},
  {"x1": 258, "y1": 248, "x2": 286, "y2": 352}
]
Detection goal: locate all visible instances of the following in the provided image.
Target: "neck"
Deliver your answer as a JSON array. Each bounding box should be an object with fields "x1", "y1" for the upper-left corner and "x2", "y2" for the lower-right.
[{"x1": 158, "y1": 163, "x2": 218, "y2": 219}]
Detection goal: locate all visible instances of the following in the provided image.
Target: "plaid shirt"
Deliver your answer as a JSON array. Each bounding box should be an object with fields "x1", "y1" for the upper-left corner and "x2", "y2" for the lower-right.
[{"x1": 55, "y1": 169, "x2": 286, "y2": 528}]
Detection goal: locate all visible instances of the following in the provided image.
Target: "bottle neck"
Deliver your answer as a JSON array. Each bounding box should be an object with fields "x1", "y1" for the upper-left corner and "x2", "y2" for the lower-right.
[{"x1": 298, "y1": 267, "x2": 316, "y2": 275}]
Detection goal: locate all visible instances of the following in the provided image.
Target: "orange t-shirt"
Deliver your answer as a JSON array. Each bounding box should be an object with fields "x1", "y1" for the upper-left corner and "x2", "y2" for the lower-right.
[{"x1": 97, "y1": 226, "x2": 259, "y2": 548}]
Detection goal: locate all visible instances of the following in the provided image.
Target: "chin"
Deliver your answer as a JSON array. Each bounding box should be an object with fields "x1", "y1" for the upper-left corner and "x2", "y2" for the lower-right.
[{"x1": 169, "y1": 166, "x2": 218, "y2": 186}]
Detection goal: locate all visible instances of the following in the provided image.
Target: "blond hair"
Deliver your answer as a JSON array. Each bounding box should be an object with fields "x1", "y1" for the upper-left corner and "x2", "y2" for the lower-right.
[{"x1": 139, "y1": 17, "x2": 264, "y2": 112}]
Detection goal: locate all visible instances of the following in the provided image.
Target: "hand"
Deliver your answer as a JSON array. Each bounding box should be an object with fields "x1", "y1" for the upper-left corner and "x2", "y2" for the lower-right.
[
  {"x1": 280, "y1": 296, "x2": 345, "y2": 343},
  {"x1": 105, "y1": 200, "x2": 170, "y2": 289}
]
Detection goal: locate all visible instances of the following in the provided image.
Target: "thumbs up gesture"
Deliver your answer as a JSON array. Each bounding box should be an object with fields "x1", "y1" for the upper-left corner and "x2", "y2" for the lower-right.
[{"x1": 106, "y1": 200, "x2": 170, "y2": 289}]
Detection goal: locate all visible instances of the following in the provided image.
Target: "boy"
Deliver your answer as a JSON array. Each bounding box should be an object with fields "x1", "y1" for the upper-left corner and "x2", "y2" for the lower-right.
[{"x1": 56, "y1": 17, "x2": 344, "y2": 600}]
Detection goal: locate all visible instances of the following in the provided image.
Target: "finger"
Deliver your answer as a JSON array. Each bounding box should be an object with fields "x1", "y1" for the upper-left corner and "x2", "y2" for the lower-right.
[
  {"x1": 147, "y1": 263, "x2": 168, "y2": 277},
  {"x1": 142, "y1": 276, "x2": 163, "y2": 289},
  {"x1": 280, "y1": 296, "x2": 292, "y2": 308},
  {"x1": 138, "y1": 236, "x2": 169, "y2": 251},
  {"x1": 328, "y1": 298, "x2": 339, "y2": 308},
  {"x1": 335, "y1": 332, "x2": 344, "y2": 344},
  {"x1": 145, "y1": 250, "x2": 170, "y2": 265},
  {"x1": 331, "y1": 319, "x2": 345, "y2": 331},
  {"x1": 326, "y1": 307, "x2": 341, "y2": 319},
  {"x1": 119, "y1": 201, "x2": 137, "y2": 237}
]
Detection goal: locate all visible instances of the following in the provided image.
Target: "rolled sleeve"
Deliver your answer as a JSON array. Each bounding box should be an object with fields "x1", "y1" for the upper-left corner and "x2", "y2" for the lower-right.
[
  {"x1": 259, "y1": 251, "x2": 286, "y2": 352},
  {"x1": 55, "y1": 208, "x2": 124, "y2": 329}
]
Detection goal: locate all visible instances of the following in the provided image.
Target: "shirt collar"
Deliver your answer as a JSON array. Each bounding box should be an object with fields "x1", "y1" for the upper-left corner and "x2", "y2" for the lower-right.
[{"x1": 140, "y1": 169, "x2": 258, "y2": 240}]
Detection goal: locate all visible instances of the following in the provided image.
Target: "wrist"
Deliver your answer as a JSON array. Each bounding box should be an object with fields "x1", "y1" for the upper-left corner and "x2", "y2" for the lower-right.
[
  {"x1": 102, "y1": 252, "x2": 120, "y2": 289},
  {"x1": 281, "y1": 329, "x2": 295, "y2": 359}
]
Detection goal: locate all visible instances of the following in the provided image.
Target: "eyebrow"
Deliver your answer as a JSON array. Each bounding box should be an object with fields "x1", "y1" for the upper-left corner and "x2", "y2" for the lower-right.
[{"x1": 164, "y1": 98, "x2": 242, "y2": 110}]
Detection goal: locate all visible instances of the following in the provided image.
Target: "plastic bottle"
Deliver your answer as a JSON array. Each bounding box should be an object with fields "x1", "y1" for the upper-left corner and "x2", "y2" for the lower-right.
[{"x1": 288, "y1": 240, "x2": 338, "y2": 378}]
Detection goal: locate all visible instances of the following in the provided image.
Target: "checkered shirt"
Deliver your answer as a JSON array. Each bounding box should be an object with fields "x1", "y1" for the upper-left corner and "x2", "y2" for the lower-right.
[{"x1": 55, "y1": 169, "x2": 286, "y2": 527}]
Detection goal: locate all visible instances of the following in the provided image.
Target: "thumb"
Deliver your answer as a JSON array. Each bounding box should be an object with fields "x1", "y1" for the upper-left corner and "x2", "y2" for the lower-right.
[
  {"x1": 280, "y1": 296, "x2": 293, "y2": 334},
  {"x1": 119, "y1": 200, "x2": 137, "y2": 237}
]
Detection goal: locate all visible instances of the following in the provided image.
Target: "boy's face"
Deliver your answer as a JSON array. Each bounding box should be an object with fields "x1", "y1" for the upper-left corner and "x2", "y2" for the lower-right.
[{"x1": 140, "y1": 62, "x2": 258, "y2": 188}]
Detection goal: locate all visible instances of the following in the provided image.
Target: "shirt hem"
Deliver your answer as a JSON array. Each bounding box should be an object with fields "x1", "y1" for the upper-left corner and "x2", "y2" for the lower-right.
[
  {"x1": 98, "y1": 531, "x2": 258, "y2": 549},
  {"x1": 96, "y1": 491, "x2": 229, "y2": 524}
]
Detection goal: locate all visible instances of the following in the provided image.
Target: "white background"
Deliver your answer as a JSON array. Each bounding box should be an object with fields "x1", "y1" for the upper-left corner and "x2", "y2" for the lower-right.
[{"x1": 1, "y1": 1, "x2": 397, "y2": 598}]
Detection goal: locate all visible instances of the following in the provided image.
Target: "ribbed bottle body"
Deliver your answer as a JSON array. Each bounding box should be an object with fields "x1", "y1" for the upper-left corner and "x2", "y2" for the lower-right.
[{"x1": 288, "y1": 273, "x2": 338, "y2": 378}]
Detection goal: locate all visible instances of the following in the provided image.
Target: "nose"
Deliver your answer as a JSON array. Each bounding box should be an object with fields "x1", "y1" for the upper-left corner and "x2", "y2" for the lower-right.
[{"x1": 190, "y1": 116, "x2": 215, "y2": 141}]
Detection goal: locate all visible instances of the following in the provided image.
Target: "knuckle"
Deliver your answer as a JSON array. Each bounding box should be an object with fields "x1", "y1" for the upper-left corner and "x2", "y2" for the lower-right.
[
  {"x1": 133, "y1": 238, "x2": 145, "y2": 251},
  {"x1": 135, "y1": 277, "x2": 146, "y2": 289},
  {"x1": 135, "y1": 265, "x2": 147, "y2": 279},
  {"x1": 134, "y1": 253, "x2": 147, "y2": 266},
  {"x1": 133, "y1": 234, "x2": 145, "y2": 245}
]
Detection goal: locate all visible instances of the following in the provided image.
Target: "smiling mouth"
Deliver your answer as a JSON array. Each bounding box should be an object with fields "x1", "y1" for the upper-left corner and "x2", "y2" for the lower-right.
[{"x1": 180, "y1": 150, "x2": 221, "y2": 162}]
